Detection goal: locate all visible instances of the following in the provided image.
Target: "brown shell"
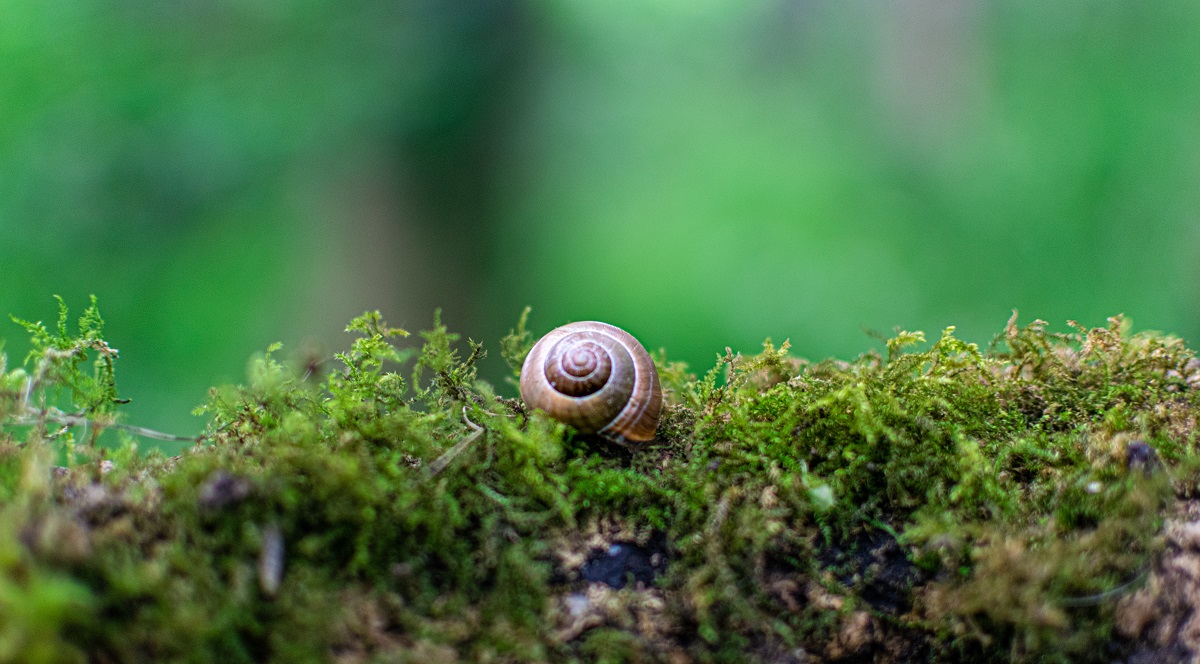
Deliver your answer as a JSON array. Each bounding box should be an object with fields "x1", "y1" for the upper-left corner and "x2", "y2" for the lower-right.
[{"x1": 519, "y1": 321, "x2": 662, "y2": 443}]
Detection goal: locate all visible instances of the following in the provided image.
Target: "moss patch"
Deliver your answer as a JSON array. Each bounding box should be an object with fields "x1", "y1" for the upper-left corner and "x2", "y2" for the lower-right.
[{"x1": 0, "y1": 302, "x2": 1196, "y2": 662}]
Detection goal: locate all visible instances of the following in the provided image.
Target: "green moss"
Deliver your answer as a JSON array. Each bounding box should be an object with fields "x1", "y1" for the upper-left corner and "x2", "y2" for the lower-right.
[{"x1": 0, "y1": 301, "x2": 1195, "y2": 662}]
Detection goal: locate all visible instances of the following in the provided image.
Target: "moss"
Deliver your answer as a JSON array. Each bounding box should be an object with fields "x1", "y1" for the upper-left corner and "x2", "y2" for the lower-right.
[{"x1": 0, "y1": 301, "x2": 1196, "y2": 662}]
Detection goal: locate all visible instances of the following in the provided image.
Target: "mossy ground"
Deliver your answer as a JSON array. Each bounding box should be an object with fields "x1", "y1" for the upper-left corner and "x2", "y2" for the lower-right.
[{"x1": 0, "y1": 300, "x2": 1196, "y2": 663}]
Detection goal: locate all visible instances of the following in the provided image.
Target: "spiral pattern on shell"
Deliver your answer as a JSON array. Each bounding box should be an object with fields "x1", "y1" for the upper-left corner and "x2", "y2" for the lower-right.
[{"x1": 519, "y1": 321, "x2": 662, "y2": 443}]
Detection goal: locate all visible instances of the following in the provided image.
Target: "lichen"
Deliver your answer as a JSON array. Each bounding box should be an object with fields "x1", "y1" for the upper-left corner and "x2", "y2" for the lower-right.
[{"x1": 0, "y1": 301, "x2": 1196, "y2": 662}]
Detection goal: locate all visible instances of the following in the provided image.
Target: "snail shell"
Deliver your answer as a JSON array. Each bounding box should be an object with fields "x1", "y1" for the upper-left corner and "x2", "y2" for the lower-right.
[{"x1": 519, "y1": 321, "x2": 662, "y2": 443}]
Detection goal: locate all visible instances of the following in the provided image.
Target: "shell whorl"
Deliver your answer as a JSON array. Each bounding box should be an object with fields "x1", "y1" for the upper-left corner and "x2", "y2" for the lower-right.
[{"x1": 519, "y1": 321, "x2": 662, "y2": 443}]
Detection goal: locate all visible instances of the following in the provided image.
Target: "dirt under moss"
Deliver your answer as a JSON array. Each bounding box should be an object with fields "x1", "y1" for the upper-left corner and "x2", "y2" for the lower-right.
[{"x1": 2, "y1": 300, "x2": 1200, "y2": 663}]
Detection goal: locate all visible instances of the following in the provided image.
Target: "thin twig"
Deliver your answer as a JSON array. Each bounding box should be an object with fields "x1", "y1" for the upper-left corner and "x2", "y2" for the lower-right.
[
  {"x1": 427, "y1": 407, "x2": 485, "y2": 478},
  {"x1": 8, "y1": 351, "x2": 203, "y2": 445},
  {"x1": 1057, "y1": 562, "x2": 1152, "y2": 607},
  {"x1": 300, "y1": 356, "x2": 334, "y2": 382},
  {"x1": 10, "y1": 411, "x2": 202, "y2": 443}
]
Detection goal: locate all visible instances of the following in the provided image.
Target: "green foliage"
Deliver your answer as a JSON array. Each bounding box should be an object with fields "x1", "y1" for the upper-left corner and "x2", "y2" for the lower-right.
[
  {"x1": 500, "y1": 306, "x2": 534, "y2": 379},
  {"x1": 11, "y1": 295, "x2": 119, "y2": 416},
  {"x1": 0, "y1": 301, "x2": 1197, "y2": 661}
]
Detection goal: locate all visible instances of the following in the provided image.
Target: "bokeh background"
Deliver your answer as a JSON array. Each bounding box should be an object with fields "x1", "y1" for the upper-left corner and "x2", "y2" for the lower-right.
[{"x1": 3, "y1": 1, "x2": 1199, "y2": 445}]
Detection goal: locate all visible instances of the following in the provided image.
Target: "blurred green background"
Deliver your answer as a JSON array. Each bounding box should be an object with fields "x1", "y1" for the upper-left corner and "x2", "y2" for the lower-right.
[{"x1": 3, "y1": 1, "x2": 1199, "y2": 446}]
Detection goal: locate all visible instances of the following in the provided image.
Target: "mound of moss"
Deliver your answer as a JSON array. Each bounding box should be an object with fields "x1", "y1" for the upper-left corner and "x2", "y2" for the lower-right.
[{"x1": 0, "y1": 300, "x2": 1197, "y2": 663}]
